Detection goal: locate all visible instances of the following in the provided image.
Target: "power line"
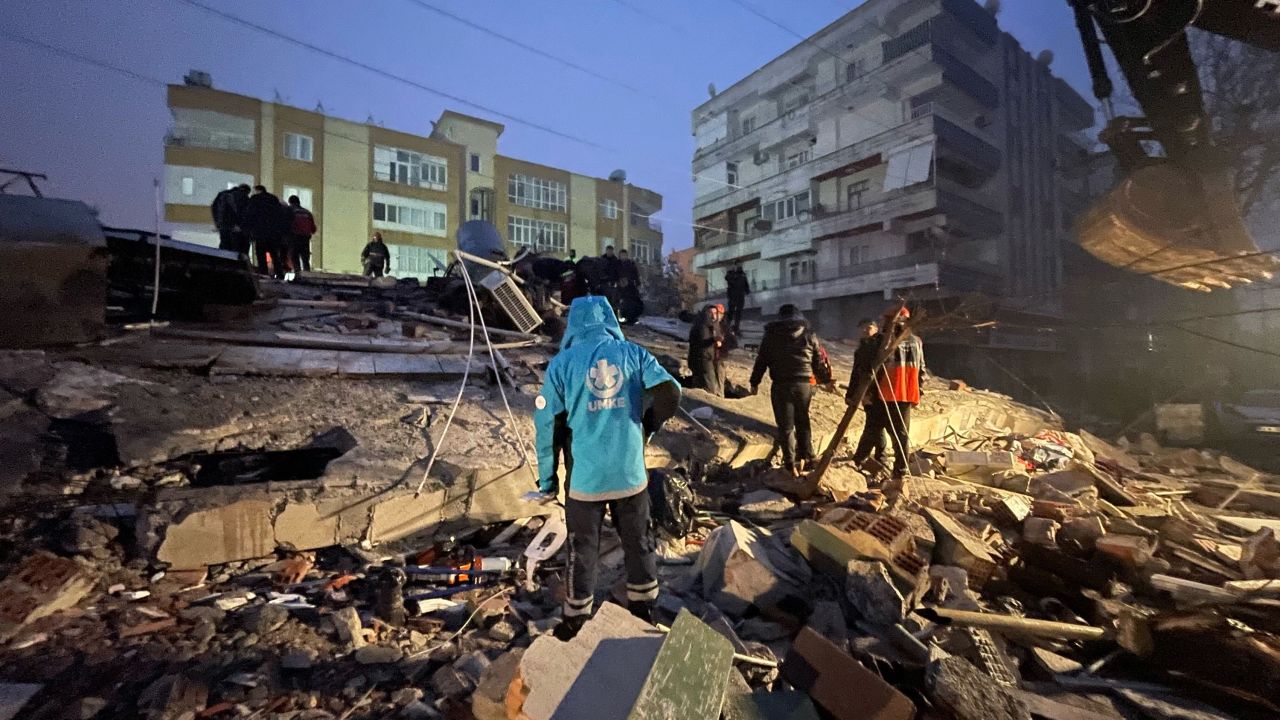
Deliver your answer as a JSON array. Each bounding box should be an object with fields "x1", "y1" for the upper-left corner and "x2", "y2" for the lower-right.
[
  {"x1": 401, "y1": 0, "x2": 670, "y2": 103},
  {"x1": 175, "y1": 0, "x2": 613, "y2": 151},
  {"x1": 1173, "y1": 324, "x2": 1280, "y2": 360},
  {"x1": 605, "y1": 0, "x2": 693, "y2": 36}
]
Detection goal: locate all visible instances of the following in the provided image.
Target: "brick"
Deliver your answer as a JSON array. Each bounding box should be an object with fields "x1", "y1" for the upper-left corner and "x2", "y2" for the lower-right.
[
  {"x1": 0, "y1": 552, "x2": 94, "y2": 641},
  {"x1": 923, "y1": 509, "x2": 998, "y2": 589},
  {"x1": 781, "y1": 627, "x2": 916, "y2": 720}
]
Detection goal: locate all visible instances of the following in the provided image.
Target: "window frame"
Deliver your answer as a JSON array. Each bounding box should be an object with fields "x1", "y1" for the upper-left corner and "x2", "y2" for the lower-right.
[
  {"x1": 373, "y1": 145, "x2": 448, "y2": 191},
  {"x1": 507, "y1": 173, "x2": 567, "y2": 212},
  {"x1": 602, "y1": 199, "x2": 619, "y2": 219},
  {"x1": 508, "y1": 215, "x2": 568, "y2": 253},
  {"x1": 283, "y1": 132, "x2": 314, "y2": 162}
]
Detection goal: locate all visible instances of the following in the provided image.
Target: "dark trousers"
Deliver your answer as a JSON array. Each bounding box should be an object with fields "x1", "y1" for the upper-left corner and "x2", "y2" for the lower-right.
[
  {"x1": 363, "y1": 262, "x2": 385, "y2": 278},
  {"x1": 727, "y1": 294, "x2": 745, "y2": 333},
  {"x1": 688, "y1": 352, "x2": 723, "y2": 397},
  {"x1": 218, "y1": 228, "x2": 249, "y2": 254},
  {"x1": 856, "y1": 400, "x2": 912, "y2": 475},
  {"x1": 564, "y1": 489, "x2": 658, "y2": 618},
  {"x1": 251, "y1": 233, "x2": 282, "y2": 277},
  {"x1": 771, "y1": 381, "x2": 815, "y2": 470},
  {"x1": 853, "y1": 402, "x2": 888, "y2": 465},
  {"x1": 288, "y1": 234, "x2": 312, "y2": 273}
]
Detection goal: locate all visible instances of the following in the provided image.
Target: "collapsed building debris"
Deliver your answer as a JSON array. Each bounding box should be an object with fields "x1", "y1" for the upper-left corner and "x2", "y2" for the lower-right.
[{"x1": 0, "y1": 264, "x2": 1278, "y2": 719}]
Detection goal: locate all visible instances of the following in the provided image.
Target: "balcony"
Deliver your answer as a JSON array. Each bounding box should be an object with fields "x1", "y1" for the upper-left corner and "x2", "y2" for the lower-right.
[
  {"x1": 165, "y1": 128, "x2": 255, "y2": 154},
  {"x1": 933, "y1": 113, "x2": 1001, "y2": 174},
  {"x1": 810, "y1": 185, "x2": 939, "y2": 241},
  {"x1": 940, "y1": 0, "x2": 999, "y2": 46}
]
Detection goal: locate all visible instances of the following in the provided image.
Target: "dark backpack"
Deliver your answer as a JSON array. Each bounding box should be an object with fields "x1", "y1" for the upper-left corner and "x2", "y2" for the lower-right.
[{"x1": 646, "y1": 468, "x2": 697, "y2": 540}]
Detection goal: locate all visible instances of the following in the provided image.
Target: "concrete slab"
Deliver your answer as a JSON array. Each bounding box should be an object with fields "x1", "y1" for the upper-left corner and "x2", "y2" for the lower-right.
[
  {"x1": 781, "y1": 627, "x2": 916, "y2": 720},
  {"x1": 628, "y1": 610, "x2": 734, "y2": 720}
]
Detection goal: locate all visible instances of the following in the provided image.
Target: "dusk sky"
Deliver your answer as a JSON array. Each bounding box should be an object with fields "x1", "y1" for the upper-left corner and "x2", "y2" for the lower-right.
[{"x1": 1, "y1": 0, "x2": 1092, "y2": 251}]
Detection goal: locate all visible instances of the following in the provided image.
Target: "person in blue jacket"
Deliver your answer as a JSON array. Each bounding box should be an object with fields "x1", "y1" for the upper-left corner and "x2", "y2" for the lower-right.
[{"x1": 534, "y1": 295, "x2": 680, "y2": 640}]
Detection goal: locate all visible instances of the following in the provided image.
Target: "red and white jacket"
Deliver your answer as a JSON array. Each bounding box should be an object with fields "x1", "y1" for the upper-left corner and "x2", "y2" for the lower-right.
[{"x1": 874, "y1": 333, "x2": 925, "y2": 405}]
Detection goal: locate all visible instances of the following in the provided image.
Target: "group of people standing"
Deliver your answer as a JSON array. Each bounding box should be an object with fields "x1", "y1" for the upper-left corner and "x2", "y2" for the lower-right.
[
  {"x1": 697, "y1": 292, "x2": 924, "y2": 479},
  {"x1": 520, "y1": 244, "x2": 646, "y2": 324},
  {"x1": 211, "y1": 184, "x2": 316, "y2": 279}
]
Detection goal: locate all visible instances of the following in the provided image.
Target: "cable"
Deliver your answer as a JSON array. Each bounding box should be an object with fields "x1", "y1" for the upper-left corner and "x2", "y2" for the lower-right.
[
  {"x1": 413, "y1": 262, "x2": 478, "y2": 497},
  {"x1": 605, "y1": 0, "x2": 693, "y2": 35},
  {"x1": 1172, "y1": 324, "x2": 1280, "y2": 360},
  {"x1": 176, "y1": 0, "x2": 612, "y2": 151},
  {"x1": 401, "y1": 0, "x2": 671, "y2": 103}
]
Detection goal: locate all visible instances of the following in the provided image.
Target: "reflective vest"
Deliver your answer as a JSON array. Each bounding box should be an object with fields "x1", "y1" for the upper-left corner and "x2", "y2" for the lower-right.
[{"x1": 874, "y1": 334, "x2": 924, "y2": 405}]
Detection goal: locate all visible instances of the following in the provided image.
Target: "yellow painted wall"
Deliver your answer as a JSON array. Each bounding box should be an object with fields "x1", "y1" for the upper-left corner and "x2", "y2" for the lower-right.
[
  {"x1": 568, "y1": 174, "x2": 597, "y2": 258},
  {"x1": 319, "y1": 118, "x2": 370, "y2": 273},
  {"x1": 259, "y1": 104, "x2": 275, "y2": 191}
]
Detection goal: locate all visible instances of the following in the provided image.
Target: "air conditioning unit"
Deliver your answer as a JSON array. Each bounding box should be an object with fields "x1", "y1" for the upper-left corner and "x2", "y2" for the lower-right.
[
  {"x1": 753, "y1": 219, "x2": 774, "y2": 234},
  {"x1": 753, "y1": 151, "x2": 770, "y2": 165},
  {"x1": 480, "y1": 270, "x2": 543, "y2": 334}
]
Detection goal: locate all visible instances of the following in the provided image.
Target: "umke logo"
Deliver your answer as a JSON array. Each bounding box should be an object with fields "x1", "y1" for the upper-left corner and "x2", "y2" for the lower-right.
[{"x1": 586, "y1": 358, "x2": 626, "y2": 411}]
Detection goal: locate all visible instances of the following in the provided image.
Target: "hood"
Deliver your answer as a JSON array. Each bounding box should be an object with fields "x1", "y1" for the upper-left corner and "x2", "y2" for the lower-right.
[
  {"x1": 561, "y1": 295, "x2": 625, "y2": 350},
  {"x1": 765, "y1": 317, "x2": 808, "y2": 339}
]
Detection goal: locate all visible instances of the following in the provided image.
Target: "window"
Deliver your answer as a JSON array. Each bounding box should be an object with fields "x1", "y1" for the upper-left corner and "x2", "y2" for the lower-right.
[
  {"x1": 181, "y1": 177, "x2": 195, "y2": 196},
  {"x1": 507, "y1": 173, "x2": 567, "y2": 212},
  {"x1": 373, "y1": 146, "x2": 448, "y2": 190},
  {"x1": 389, "y1": 244, "x2": 449, "y2": 280},
  {"x1": 372, "y1": 193, "x2": 448, "y2": 236},
  {"x1": 508, "y1": 216, "x2": 568, "y2": 253},
  {"x1": 469, "y1": 188, "x2": 493, "y2": 220},
  {"x1": 167, "y1": 108, "x2": 255, "y2": 152},
  {"x1": 602, "y1": 199, "x2": 619, "y2": 219},
  {"x1": 741, "y1": 115, "x2": 757, "y2": 135},
  {"x1": 282, "y1": 185, "x2": 313, "y2": 210},
  {"x1": 846, "y1": 179, "x2": 869, "y2": 209},
  {"x1": 631, "y1": 237, "x2": 656, "y2": 265},
  {"x1": 470, "y1": 153, "x2": 481, "y2": 172},
  {"x1": 726, "y1": 161, "x2": 739, "y2": 186},
  {"x1": 784, "y1": 150, "x2": 811, "y2": 169},
  {"x1": 786, "y1": 257, "x2": 814, "y2": 286},
  {"x1": 283, "y1": 132, "x2": 313, "y2": 162},
  {"x1": 762, "y1": 192, "x2": 811, "y2": 222},
  {"x1": 840, "y1": 243, "x2": 870, "y2": 270},
  {"x1": 600, "y1": 236, "x2": 615, "y2": 253},
  {"x1": 845, "y1": 60, "x2": 865, "y2": 83},
  {"x1": 782, "y1": 93, "x2": 811, "y2": 114}
]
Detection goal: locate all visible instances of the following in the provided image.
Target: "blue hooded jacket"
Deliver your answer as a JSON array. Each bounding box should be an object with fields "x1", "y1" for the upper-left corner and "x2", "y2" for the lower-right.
[{"x1": 535, "y1": 296, "x2": 678, "y2": 502}]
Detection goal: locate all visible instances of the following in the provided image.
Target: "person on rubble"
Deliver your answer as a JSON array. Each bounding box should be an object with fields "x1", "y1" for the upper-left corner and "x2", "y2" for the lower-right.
[
  {"x1": 724, "y1": 263, "x2": 751, "y2": 335},
  {"x1": 600, "y1": 244, "x2": 622, "y2": 311},
  {"x1": 360, "y1": 232, "x2": 392, "y2": 277},
  {"x1": 850, "y1": 318, "x2": 888, "y2": 470},
  {"x1": 285, "y1": 195, "x2": 317, "y2": 274},
  {"x1": 534, "y1": 295, "x2": 681, "y2": 640},
  {"x1": 616, "y1": 249, "x2": 644, "y2": 324},
  {"x1": 211, "y1": 183, "x2": 250, "y2": 253},
  {"x1": 749, "y1": 304, "x2": 834, "y2": 476},
  {"x1": 244, "y1": 185, "x2": 286, "y2": 276},
  {"x1": 687, "y1": 304, "x2": 725, "y2": 396},
  {"x1": 848, "y1": 306, "x2": 925, "y2": 480}
]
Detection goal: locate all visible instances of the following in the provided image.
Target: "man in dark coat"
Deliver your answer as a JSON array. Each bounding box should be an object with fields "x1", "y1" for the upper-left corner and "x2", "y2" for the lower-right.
[
  {"x1": 361, "y1": 232, "x2": 392, "y2": 277},
  {"x1": 211, "y1": 184, "x2": 250, "y2": 253},
  {"x1": 724, "y1": 264, "x2": 750, "y2": 334},
  {"x1": 243, "y1": 185, "x2": 286, "y2": 276},
  {"x1": 750, "y1": 304, "x2": 834, "y2": 474},
  {"x1": 687, "y1": 304, "x2": 725, "y2": 396}
]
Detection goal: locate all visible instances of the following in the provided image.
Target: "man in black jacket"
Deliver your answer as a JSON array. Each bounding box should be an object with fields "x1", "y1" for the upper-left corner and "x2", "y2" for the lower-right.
[
  {"x1": 849, "y1": 318, "x2": 887, "y2": 469},
  {"x1": 211, "y1": 184, "x2": 250, "y2": 253},
  {"x1": 725, "y1": 264, "x2": 750, "y2": 334},
  {"x1": 687, "y1": 304, "x2": 725, "y2": 396},
  {"x1": 361, "y1": 232, "x2": 392, "y2": 277},
  {"x1": 243, "y1": 185, "x2": 286, "y2": 276},
  {"x1": 750, "y1": 304, "x2": 834, "y2": 475}
]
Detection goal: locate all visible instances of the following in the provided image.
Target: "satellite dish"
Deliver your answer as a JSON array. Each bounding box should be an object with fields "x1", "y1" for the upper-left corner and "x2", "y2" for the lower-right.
[
  {"x1": 608, "y1": 169, "x2": 627, "y2": 183},
  {"x1": 1037, "y1": 50, "x2": 1054, "y2": 66},
  {"x1": 457, "y1": 220, "x2": 507, "y2": 279},
  {"x1": 707, "y1": 83, "x2": 718, "y2": 98},
  {"x1": 984, "y1": 0, "x2": 1001, "y2": 14}
]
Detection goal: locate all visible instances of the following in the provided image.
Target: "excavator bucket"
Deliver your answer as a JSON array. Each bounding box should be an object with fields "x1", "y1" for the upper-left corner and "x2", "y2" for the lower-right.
[{"x1": 1075, "y1": 163, "x2": 1278, "y2": 291}]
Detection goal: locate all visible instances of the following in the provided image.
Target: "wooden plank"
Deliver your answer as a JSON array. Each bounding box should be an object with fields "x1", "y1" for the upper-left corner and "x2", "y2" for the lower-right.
[
  {"x1": 210, "y1": 346, "x2": 471, "y2": 378},
  {"x1": 627, "y1": 610, "x2": 734, "y2": 720},
  {"x1": 1215, "y1": 516, "x2": 1280, "y2": 534}
]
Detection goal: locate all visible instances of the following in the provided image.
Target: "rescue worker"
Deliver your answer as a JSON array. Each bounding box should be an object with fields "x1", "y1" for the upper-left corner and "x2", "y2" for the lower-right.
[
  {"x1": 687, "y1": 304, "x2": 725, "y2": 396},
  {"x1": 285, "y1": 195, "x2": 316, "y2": 273},
  {"x1": 534, "y1": 296, "x2": 680, "y2": 640},
  {"x1": 360, "y1": 232, "x2": 391, "y2": 277},
  {"x1": 617, "y1": 249, "x2": 644, "y2": 324},
  {"x1": 243, "y1": 185, "x2": 285, "y2": 275},
  {"x1": 211, "y1": 183, "x2": 250, "y2": 253},
  {"x1": 850, "y1": 318, "x2": 887, "y2": 470},
  {"x1": 749, "y1": 304, "x2": 834, "y2": 475},
  {"x1": 847, "y1": 306, "x2": 925, "y2": 479},
  {"x1": 725, "y1": 263, "x2": 750, "y2": 334}
]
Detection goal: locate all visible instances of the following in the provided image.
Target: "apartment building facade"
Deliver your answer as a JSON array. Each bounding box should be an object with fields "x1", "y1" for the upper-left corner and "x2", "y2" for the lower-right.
[
  {"x1": 689, "y1": 0, "x2": 1092, "y2": 355},
  {"x1": 163, "y1": 76, "x2": 662, "y2": 278}
]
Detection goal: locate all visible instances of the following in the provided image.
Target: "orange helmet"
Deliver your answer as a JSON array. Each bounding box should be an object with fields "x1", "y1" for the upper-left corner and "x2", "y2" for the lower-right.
[
  {"x1": 714, "y1": 303, "x2": 725, "y2": 314},
  {"x1": 885, "y1": 305, "x2": 910, "y2": 319}
]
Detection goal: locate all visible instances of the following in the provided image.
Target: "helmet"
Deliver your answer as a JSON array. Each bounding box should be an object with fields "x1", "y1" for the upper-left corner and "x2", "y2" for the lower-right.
[{"x1": 884, "y1": 305, "x2": 910, "y2": 319}]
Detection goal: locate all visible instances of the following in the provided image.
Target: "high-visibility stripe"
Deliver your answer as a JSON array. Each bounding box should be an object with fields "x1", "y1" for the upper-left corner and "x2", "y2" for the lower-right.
[
  {"x1": 626, "y1": 586, "x2": 659, "y2": 601},
  {"x1": 564, "y1": 596, "x2": 594, "y2": 617}
]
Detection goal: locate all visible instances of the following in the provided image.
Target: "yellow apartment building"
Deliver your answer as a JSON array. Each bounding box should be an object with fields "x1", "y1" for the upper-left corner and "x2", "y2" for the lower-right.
[{"x1": 163, "y1": 73, "x2": 663, "y2": 279}]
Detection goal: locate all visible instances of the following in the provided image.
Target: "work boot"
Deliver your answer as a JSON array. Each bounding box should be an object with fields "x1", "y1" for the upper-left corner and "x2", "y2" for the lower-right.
[
  {"x1": 552, "y1": 615, "x2": 587, "y2": 642},
  {"x1": 627, "y1": 600, "x2": 654, "y2": 624}
]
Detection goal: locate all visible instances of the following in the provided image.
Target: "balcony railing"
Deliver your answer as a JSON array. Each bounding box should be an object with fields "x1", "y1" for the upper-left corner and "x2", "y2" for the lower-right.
[{"x1": 165, "y1": 129, "x2": 255, "y2": 153}]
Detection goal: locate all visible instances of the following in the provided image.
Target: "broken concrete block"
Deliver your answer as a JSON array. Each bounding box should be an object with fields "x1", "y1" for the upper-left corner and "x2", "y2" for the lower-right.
[
  {"x1": 1058, "y1": 516, "x2": 1107, "y2": 550},
  {"x1": 692, "y1": 521, "x2": 809, "y2": 621},
  {"x1": 1022, "y1": 518, "x2": 1059, "y2": 546},
  {"x1": 1031, "y1": 467, "x2": 1096, "y2": 498},
  {"x1": 944, "y1": 451, "x2": 1018, "y2": 482},
  {"x1": 845, "y1": 560, "x2": 912, "y2": 628},
  {"x1": 737, "y1": 490, "x2": 793, "y2": 515},
  {"x1": 515, "y1": 602, "x2": 663, "y2": 720},
  {"x1": 926, "y1": 655, "x2": 1029, "y2": 720},
  {"x1": 992, "y1": 496, "x2": 1031, "y2": 526},
  {"x1": 0, "y1": 552, "x2": 95, "y2": 641},
  {"x1": 781, "y1": 627, "x2": 915, "y2": 720},
  {"x1": 1240, "y1": 528, "x2": 1280, "y2": 580},
  {"x1": 153, "y1": 498, "x2": 277, "y2": 570},
  {"x1": 792, "y1": 509, "x2": 932, "y2": 589},
  {"x1": 331, "y1": 606, "x2": 365, "y2": 649},
  {"x1": 627, "y1": 610, "x2": 734, "y2": 720},
  {"x1": 924, "y1": 509, "x2": 998, "y2": 589},
  {"x1": 817, "y1": 464, "x2": 868, "y2": 502},
  {"x1": 472, "y1": 648, "x2": 523, "y2": 720}
]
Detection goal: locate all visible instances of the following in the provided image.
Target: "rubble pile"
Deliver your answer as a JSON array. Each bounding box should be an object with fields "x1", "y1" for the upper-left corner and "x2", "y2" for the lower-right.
[{"x1": 0, "y1": 275, "x2": 1277, "y2": 718}]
